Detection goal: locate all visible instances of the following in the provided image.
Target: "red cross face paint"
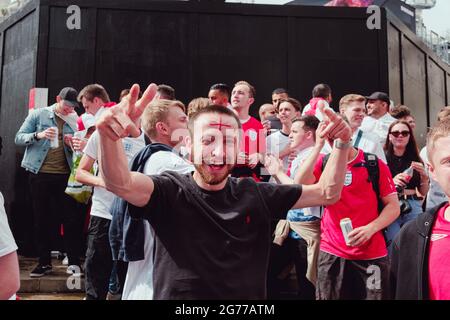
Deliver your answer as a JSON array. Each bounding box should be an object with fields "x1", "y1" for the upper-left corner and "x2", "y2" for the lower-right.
[{"x1": 191, "y1": 113, "x2": 240, "y2": 185}]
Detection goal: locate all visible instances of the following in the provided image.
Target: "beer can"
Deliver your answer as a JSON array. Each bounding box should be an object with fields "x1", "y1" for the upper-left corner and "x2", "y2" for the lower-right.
[
  {"x1": 50, "y1": 126, "x2": 59, "y2": 149},
  {"x1": 340, "y1": 218, "x2": 353, "y2": 246}
]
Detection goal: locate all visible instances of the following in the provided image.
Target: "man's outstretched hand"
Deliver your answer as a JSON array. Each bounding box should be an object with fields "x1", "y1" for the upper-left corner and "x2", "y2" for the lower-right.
[
  {"x1": 96, "y1": 83, "x2": 158, "y2": 140},
  {"x1": 319, "y1": 108, "x2": 352, "y2": 143}
]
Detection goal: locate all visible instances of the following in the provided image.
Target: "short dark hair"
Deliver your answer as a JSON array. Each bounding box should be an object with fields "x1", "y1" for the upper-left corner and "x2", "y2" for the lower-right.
[
  {"x1": 390, "y1": 104, "x2": 412, "y2": 119},
  {"x1": 293, "y1": 115, "x2": 320, "y2": 141},
  {"x1": 293, "y1": 115, "x2": 320, "y2": 132},
  {"x1": 312, "y1": 83, "x2": 331, "y2": 99},
  {"x1": 276, "y1": 97, "x2": 302, "y2": 113},
  {"x1": 157, "y1": 84, "x2": 175, "y2": 100},
  {"x1": 187, "y1": 104, "x2": 241, "y2": 137},
  {"x1": 272, "y1": 88, "x2": 289, "y2": 96},
  {"x1": 209, "y1": 83, "x2": 231, "y2": 100},
  {"x1": 78, "y1": 84, "x2": 110, "y2": 103}
]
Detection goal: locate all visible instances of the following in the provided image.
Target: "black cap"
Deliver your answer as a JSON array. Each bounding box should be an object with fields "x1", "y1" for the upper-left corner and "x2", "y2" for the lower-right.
[
  {"x1": 58, "y1": 87, "x2": 78, "y2": 108},
  {"x1": 366, "y1": 92, "x2": 390, "y2": 104}
]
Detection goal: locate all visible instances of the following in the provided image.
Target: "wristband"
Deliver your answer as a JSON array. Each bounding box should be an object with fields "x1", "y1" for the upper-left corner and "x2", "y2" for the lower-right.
[{"x1": 334, "y1": 139, "x2": 352, "y2": 150}]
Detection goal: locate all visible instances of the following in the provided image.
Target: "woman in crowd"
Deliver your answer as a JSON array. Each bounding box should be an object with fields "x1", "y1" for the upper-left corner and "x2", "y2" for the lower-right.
[{"x1": 384, "y1": 120, "x2": 429, "y2": 247}]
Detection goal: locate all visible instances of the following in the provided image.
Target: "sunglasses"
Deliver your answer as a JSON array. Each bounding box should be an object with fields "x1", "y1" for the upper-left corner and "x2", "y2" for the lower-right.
[{"x1": 390, "y1": 131, "x2": 410, "y2": 138}]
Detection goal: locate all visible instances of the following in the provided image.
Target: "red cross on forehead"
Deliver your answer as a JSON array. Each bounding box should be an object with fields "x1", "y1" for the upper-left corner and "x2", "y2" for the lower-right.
[{"x1": 209, "y1": 116, "x2": 232, "y2": 130}]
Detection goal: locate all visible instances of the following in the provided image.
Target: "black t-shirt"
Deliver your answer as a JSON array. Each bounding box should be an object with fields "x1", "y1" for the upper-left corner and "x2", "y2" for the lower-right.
[
  {"x1": 129, "y1": 171, "x2": 302, "y2": 299},
  {"x1": 386, "y1": 153, "x2": 421, "y2": 190}
]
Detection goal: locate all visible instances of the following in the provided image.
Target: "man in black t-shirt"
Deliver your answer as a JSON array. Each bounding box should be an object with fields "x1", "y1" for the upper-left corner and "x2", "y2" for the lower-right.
[{"x1": 95, "y1": 83, "x2": 352, "y2": 299}]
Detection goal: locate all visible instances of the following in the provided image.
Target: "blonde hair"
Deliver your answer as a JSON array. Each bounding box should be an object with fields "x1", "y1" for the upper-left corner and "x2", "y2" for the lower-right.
[
  {"x1": 187, "y1": 97, "x2": 211, "y2": 118},
  {"x1": 141, "y1": 99, "x2": 185, "y2": 139},
  {"x1": 234, "y1": 80, "x2": 256, "y2": 98},
  {"x1": 427, "y1": 117, "x2": 450, "y2": 164},
  {"x1": 339, "y1": 94, "x2": 366, "y2": 112},
  {"x1": 437, "y1": 106, "x2": 450, "y2": 122}
]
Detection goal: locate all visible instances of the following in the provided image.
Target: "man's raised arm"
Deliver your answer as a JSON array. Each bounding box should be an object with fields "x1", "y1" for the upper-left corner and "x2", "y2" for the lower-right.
[
  {"x1": 96, "y1": 83, "x2": 157, "y2": 207},
  {"x1": 292, "y1": 108, "x2": 352, "y2": 209}
]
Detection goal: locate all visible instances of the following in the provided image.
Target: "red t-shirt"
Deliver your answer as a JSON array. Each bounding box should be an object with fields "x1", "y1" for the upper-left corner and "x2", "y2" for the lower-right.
[
  {"x1": 428, "y1": 203, "x2": 450, "y2": 300},
  {"x1": 232, "y1": 116, "x2": 266, "y2": 181},
  {"x1": 240, "y1": 116, "x2": 266, "y2": 156},
  {"x1": 313, "y1": 149, "x2": 396, "y2": 260}
]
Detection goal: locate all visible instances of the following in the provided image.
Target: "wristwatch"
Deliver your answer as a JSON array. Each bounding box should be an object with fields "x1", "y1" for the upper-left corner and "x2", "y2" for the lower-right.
[
  {"x1": 34, "y1": 132, "x2": 39, "y2": 140},
  {"x1": 334, "y1": 139, "x2": 352, "y2": 150}
]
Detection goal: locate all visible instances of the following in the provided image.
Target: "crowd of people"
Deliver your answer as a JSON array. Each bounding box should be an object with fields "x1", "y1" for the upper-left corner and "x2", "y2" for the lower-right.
[{"x1": 0, "y1": 79, "x2": 449, "y2": 300}]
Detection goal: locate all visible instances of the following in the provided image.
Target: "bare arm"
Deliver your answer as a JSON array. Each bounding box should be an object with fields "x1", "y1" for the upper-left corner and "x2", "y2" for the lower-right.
[
  {"x1": 96, "y1": 83, "x2": 158, "y2": 207},
  {"x1": 294, "y1": 144, "x2": 323, "y2": 185},
  {"x1": 348, "y1": 193, "x2": 400, "y2": 247},
  {"x1": 0, "y1": 251, "x2": 20, "y2": 300},
  {"x1": 294, "y1": 122, "x2": 327, "y2": 185},
  {"x1": 293, "y1": 144, "x2": 349, "y2": 208},
  {"x1": 411, "y1": 162, "x2": 430, "y2": 197},
  {"x1": 264, "y1": 154, "x2": 294, "y2": 185},
  {"x1": 292, "y1": 109, "x2": 352, "y2": 209},
  {"x1": 75, "y1": 155, "x2": 105, "y2": 188},
  {"x1": 278, "y1": 144, "x2": 293, "y2": 160}
]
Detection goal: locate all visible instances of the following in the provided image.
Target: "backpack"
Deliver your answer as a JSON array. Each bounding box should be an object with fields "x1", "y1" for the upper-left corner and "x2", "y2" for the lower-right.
[
  {"x1": 322, "y1": 151, "x2": 389, "y2": 244},
  {"x1": 109, "y1": 143, "x2": 173, "y2": 262}
]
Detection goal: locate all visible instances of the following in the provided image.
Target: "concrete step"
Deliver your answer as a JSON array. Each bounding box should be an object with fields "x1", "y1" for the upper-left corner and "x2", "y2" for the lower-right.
[
  {"x1": 19, "y1": 293, "x2": 85, "y2": 300},
  {"x1": 19, "y1": 256, "x2": 85, "y2": 294}
]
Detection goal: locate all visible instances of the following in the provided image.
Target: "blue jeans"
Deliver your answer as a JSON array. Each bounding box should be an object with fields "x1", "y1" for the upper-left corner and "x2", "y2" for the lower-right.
[
  {"x1": 385, "y1": 198, "x2": 423, "y2": 251},
  {"x1": 108, "y1": 261, "x2": 120, "y2": 294}
]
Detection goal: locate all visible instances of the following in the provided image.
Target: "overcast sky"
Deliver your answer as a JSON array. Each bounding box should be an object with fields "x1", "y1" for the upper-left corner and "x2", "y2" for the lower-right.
[{"x1": 227, "y1": 0, "x2": 450, "y2": 36}]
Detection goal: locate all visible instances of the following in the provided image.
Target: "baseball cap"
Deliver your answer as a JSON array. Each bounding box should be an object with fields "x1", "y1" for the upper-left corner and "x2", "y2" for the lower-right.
[
  {"x1": 365, "y1": 92, "x2": 390, "y2": 105},
  {"x1": 58, "y1": 87, "x2": 79, "y2": 108}
]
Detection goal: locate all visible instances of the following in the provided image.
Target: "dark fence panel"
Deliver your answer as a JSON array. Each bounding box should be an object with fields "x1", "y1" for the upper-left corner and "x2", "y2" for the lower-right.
[
  {"x1": 45, "y1": 6, "x2": 97, "y2": 101},
  {"x1": 428, "y1": 58, "x2": 447, "y2": 126},
  {"x1": 387, "y1": 23, "x2": 401, "y2": 105},
  {"x1": 387, "y1": 11, "x2": 450, "y2": 146},
  {"x1": 40, "y1": 2, "x2": 389, "y2": 112},
  {"x1": 288, "y1": 16, "x2": 384, "y2": 109},
  {"x1": 401, "y1": 36, "x2": 428, "y2": 144},
  {"x1": 0, "y1": 7, "x2": 39, "y2": 253},
  {"x1": 196, "y1": 13, "x2": 288, "y2": 107},
  {"x1": 95, "y1": 9, "x2": 191, "y2": 102}
]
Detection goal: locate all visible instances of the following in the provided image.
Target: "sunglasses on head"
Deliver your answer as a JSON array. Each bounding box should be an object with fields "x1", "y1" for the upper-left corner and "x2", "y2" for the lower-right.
[{"x1": 390, "y1": 130, "x2": 410, "y2": 138}]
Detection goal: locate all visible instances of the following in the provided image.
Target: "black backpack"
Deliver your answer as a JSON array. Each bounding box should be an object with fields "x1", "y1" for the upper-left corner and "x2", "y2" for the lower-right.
[{"x1": 322, "y1": 152, "x2": 389, "y2": 244}]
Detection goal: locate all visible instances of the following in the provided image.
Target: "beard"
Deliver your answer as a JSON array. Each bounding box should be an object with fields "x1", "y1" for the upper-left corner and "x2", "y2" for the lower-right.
[
  {"x1": 194, "y1": 163, "x2": 234, "y2": 185},
  {"x1": 190, "y1": 146, "x2": 237, "y2": 185}
]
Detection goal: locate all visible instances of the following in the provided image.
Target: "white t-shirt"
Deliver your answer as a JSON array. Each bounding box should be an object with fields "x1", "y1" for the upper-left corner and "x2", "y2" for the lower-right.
[
  {"x1": 302, "y1": 100, "x2": 330, "y2": 121},
  {"x1": 122, "y1": 150, "x2": 194, "y2": 300},
  {"x1": 290, "y1": 147, "x2": 321, "y2": 218},
  {"x1": 420, "y1": 147, "x2": 448, "y2": 210},
  {"x1": 83, "y1": 131, "x2": 146, "y2": 220},
  {"x1": 0, "y1": 192, "x2": 18, "y2": 301},
  {"x1": 0, "y1": 192, "x2": 17, "y2": 258},
  {"x1": 266, "y1": 130, "x2": 291, "y2": 171},
  {"x1": 353, "y1": 129, "x2": 387, "y2": 163},
  {"x1": 360, "y1": 113, "x2": 396, "y2": 146}
]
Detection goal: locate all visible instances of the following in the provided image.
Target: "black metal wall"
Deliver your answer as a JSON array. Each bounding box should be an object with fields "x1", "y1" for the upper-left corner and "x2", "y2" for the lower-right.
[
  {"x1": 387, "y1": 11, "x2": 450, "y2": 146},
  {"x1": 0, "y1": 2, "x2": 40, "y2": 252},
  {"x1": 36, "y1": 1, "x2": 390, "y2": 112},
  {"x1": 0, "y1": 0, "x2": 448, "y2": 252}
]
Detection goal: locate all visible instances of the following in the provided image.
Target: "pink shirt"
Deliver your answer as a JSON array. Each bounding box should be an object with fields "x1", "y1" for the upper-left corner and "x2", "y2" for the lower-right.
[
  {"x1": 428, "y1": 203, "x2": 450, "y2": 300},
  {"x1": 314, "y1": 149, "x2": 396, "y2": 260}
]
